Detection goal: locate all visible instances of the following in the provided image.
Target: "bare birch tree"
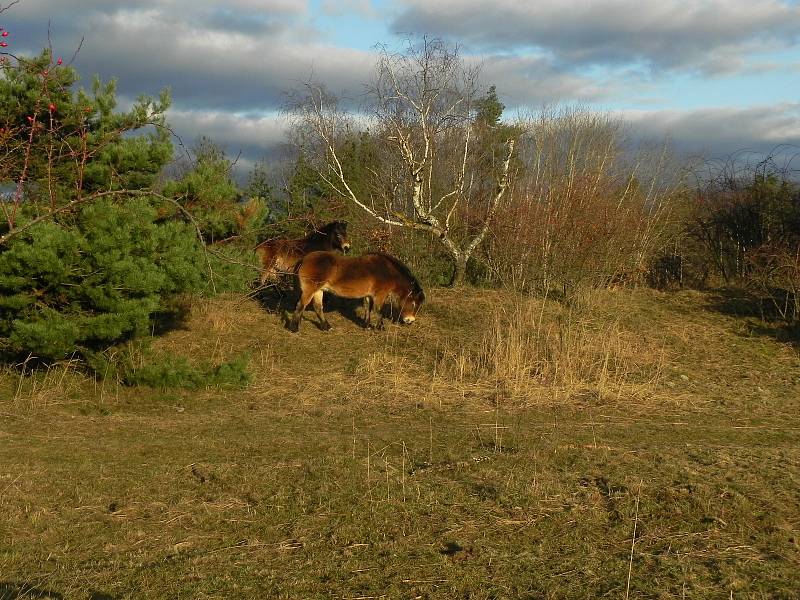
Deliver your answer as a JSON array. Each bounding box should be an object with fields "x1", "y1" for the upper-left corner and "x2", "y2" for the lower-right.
[{"x1": 288, "y1": 38, "x2": 516, "y2": 285}]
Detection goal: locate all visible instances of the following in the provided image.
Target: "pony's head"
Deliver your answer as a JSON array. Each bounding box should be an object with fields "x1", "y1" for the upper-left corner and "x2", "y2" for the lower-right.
[
  {"x1": 377, "y1": 253, "x2": 425, "y2": 325},
  {"x1": 325, "y1": 221, "x2": 351, "y2": 254},
  {"x1": 399, "y1": 286, "x2": 425, "y2": 324}
]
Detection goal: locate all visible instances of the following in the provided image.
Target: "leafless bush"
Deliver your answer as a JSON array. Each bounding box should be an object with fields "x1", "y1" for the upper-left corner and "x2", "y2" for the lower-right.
[
  {"x1": 683, "y1": 151, "x2": 800, "y2": 325},
  {"x1": 688, "y1": 153, "x2": 799, "y2": 280},
  {"x1": 483, "y1": 108, "x2": 681, "y2": 299},
  {"x1": 747, "y1": 245, "x2": 800, "y2": 324}
]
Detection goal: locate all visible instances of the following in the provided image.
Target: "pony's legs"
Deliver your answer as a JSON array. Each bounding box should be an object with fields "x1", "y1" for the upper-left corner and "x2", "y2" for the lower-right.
[
  {"x1": 372, "y1": 292, "x2": 388, "y2": 330},
  {"x1": 288, "y1": 285, "x2": 317, "y2": 332},
  {"x1": 363, "y1": 296, "x2": 373, "y2": 328},
  {"x1": 311, "y1": 290, "x2": 331, "y2": 330}
]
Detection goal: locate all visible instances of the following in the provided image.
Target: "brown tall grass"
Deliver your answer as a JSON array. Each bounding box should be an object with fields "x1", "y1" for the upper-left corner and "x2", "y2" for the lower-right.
[
  {"x1": 2, "y1": 359, "x2": 90, "y2": 413},
  {"x1": 460, "y1": 296, "x2": 665, "y2": 401}
]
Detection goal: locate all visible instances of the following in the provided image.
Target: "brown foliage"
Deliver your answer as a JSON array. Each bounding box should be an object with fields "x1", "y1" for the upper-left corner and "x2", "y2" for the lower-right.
[{"x1": 483, "y1": 109, "x2": 680, "y2": 297}]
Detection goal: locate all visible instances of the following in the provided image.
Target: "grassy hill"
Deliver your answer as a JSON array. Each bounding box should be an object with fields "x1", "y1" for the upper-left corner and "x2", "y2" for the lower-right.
[{"x1": 1, "y1": 286, "x2": 799, "y2": 599}]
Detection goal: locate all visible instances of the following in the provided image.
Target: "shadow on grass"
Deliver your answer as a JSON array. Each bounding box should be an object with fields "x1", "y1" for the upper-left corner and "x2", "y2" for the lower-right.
[
  {"x1": 0, "y1": 583, "x2": 116, "y2": 600},
  {"x1": 0, "y1": 583, "x2": 63, "y2": 600},
  {"x1": 440, "y1": 541, "x2": 464, "y2": 556},
  {"x1": 151, "y1": 305, "x2": 192, "y2": 336},
  {"x1": 702, "y1": 287, "x2": 800, "y2": 346},
  {"x1": 252, "y1": 280, "x2": 370, "y2": 330}
]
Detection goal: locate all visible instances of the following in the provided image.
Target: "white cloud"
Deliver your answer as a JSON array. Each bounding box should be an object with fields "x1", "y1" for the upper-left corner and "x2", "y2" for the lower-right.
[
  {"x1": 477, "y1": 54, "x2": 609, "y2": 105},
  {"x1": 391, "y1": 0, "x2": 800, "y2": 74},
  {"x1": 217, "y1": 0, "x2": 307, "y2": 12},
  {"x1": 7, "y1": 4, "x2": 377, "y2": 112},
  {"x1": 6, "y1": 0, "x2": 799, "y2": 167},
  {"x1": 621, "y1": 103, "x2": 800, "y2": 158},
  {"x1": 167, "y1": 108, "x2": 288, "y2": 150}
]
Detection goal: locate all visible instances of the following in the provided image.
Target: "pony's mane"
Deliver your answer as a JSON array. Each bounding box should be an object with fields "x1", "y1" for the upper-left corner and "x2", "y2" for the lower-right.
[{"x1": 373, "y1": 253, "x2": 423, "y2": 295}]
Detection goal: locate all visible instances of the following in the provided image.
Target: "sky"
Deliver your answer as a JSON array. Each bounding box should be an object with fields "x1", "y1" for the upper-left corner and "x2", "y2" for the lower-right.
[{"x1": 3, "y1": 0, "x2": 800, "y2": 175}]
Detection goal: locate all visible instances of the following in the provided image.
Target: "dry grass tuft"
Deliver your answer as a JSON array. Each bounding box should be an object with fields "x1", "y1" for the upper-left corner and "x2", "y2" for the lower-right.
[
  {"x1": 2, "y1": 359, "x2": 89, "y2": 414},
  {"x1": 191, "y1": 295, "x2": 264, "y2": 336},
  {"x1": 453, "y1": 296, "x2": 665, "y2": 402}
]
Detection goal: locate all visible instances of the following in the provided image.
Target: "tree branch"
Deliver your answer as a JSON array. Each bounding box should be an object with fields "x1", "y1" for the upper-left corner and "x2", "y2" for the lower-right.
[{"x1": 465, "y1": 138, "x2": 515, "y2": 257}]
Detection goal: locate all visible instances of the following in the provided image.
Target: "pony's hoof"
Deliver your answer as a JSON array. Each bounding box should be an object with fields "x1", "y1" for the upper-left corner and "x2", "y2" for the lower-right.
[
  {"x1": 319, "y1": 322, "x2": 332, "y2": 332},
  {"x1": 287, "y1": 320, "x2": 299, "y2": 333}
]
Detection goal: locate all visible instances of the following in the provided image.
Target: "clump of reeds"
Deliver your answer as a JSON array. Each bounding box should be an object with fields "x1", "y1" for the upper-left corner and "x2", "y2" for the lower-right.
[{"x1": 467, "y1": 296, "x2": 664, "y2": 401}]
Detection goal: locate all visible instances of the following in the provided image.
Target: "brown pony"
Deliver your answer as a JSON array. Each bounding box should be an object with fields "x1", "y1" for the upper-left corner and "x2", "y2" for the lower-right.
[
  {"x1": 288, "y1": 251, "x2": 425, "y2": 332},
  {"x1": 254, "y1": 221, "x2": 351, "y2": 285}
]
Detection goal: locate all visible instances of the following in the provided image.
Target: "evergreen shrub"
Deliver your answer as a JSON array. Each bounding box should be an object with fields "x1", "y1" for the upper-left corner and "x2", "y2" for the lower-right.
[{"x1": 0, "y1": 198, "x2": 205, "y2": 362}]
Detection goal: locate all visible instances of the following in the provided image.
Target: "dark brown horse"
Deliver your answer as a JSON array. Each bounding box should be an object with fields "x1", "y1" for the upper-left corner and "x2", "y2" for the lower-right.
[
  {"x1": 254, "y1": 221, "x2": 351, "y2": 285},
  {"x1": 288, "y1": 251, "x2": 425, "y2": 332}
]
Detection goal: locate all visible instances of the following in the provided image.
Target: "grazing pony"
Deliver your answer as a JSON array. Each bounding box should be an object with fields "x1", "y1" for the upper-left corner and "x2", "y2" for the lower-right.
[
  {"x1": 288, "y1": 251, "x2": 425, "y2": 332},
  {"x1": 254, "y1": 221, "x2": 350, "y2": 285}
]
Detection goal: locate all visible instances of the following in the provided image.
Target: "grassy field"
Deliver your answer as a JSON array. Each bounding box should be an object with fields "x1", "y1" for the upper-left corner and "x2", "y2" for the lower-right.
[{"x1": 1, "y1": 286, "x2": 799, "y2": 599}]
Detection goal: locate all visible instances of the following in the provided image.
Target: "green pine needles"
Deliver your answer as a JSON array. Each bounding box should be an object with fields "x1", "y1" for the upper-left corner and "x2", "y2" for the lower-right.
[
  {"x1": 122, "y1": 353, "x2": 251, "y2": 390},
  {"x1": 0, "y1": 198, "x2": 204, "y2": 361},
  {"x1": 1, "y1": 49, "x2": 208, "y2": 365}
]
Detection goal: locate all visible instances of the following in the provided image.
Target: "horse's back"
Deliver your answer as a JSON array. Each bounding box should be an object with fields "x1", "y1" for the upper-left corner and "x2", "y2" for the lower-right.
[
  {"x1": 298, "y1": 250, "x2": 349, "y2": 283},
  {"x1": 298, "y1": 250, "x2": 339, "y2": 276},
  {"x1": 301, "y1": 250, "x2": 391, "y2": 274},
  {"x1": 298, "y1": 251, "x2": 388, "y2": 296},
  {"x1": 254, "y1": 239, "x2": 274, "y2": 259}
]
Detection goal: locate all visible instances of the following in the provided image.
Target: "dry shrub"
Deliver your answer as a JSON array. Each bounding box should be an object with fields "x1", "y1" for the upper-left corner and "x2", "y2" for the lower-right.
[
  {"x1": 177, "y1": 296, "x2": 263, "y2": 346},
  {"x1": 462, "y1": 297, "x2": 664, "y2": 401},
  {"x1": 358, "y1": 350, "x2": 409, "y2": 378},
  {"x1": 485, "y1": 108, "x2": 680, "y2": 296},
  {"x1": 352, "y1": 348, "x2": 437, "y2": 407},
  {"x1": 747, "y1": 244, "x2": 800, "y2": 325},
  {"x1": 686, "y1": 159, "x2": 800, "y2": 325}
]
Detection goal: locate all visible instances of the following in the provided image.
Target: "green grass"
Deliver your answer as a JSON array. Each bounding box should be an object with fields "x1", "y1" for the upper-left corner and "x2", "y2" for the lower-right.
[{"x1": 1, "y1": 287, "x2": 799, "y2": 599}]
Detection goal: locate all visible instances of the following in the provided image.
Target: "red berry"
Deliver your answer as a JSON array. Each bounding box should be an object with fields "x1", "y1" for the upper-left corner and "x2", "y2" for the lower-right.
[
  {"x1": 0, "y1": 42, "x2": 7, "y2": 47},
  {"x1": 26, "y1": 116, "x2": 33, "y2": 122},
  {"x1": 1, "y1": 31, "x2": 8, "y2": 37},
  {"x1": 57, "y1": 57, "x2": 63, "y2": 65},
  {"x1": 49, "y1": 103, "x2": 56, "y2": 112}
]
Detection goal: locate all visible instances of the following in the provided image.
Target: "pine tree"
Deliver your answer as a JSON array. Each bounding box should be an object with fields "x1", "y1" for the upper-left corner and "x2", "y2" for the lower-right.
[
  {"x1": 475, "y1": 85, "x2": 505, "y2": 127},
  {"x1": 245, "y1": 160, "x2": 274, "y2": 207},
  {"x1": 0, "y1": 48, "x2": 205, "y2": 363},
  {"x1": 286, "y1": 150, "x2": 328, "y2": 217},
  {"x1": 0, "y1": 49, "x2": 172, "y2": 214},
  {"x1": 163, "y1": 137, "x2": 249, "y2": 242},
  {"x1": 0, "y1": 198, "x2": 204, "y2": 361}
]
